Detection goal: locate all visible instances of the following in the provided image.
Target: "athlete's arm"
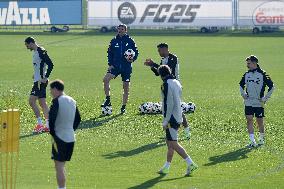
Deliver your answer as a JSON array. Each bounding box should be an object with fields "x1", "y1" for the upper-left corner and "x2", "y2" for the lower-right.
[
  {"x1": 39, "y1": 49, "x2": 54, "y2": 80},
  {"x1": 262, "y1": 72, "x2": 275, "y2": 101},
  {"x1": 73, "y1": 106, "x2": 81, "y2": 131},
  {"x1": 162, "y1": 83, "x2": 174, "y2": 128},
  {"x1": 49, "y1": 98, "x2": 59, "y2": 136},
  {"x1": 239, "y1": 73, "x2": 248, "y2": 99}
]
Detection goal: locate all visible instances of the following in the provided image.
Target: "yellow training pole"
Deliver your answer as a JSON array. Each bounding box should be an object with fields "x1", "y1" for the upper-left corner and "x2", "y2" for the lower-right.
[{"x1": 0, "y1": 109, "x2": 20, "y2": 189}]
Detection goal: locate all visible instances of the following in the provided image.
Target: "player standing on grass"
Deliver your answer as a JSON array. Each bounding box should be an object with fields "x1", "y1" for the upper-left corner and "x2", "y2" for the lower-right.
[
  {"x1": 144, "y1": 43, "x2": 191, "y2": 140},
  {"x1": 49, "y1": 80, "x2": 81, "y2": 189},
  {"x1": 25, "y1": 36, "x2": 54, "y2": 133},
  {"x1": 239, "y1": 55, "x2": 274, "y2": 148},
  {"x1": 101, "y1": 24, "x2": 139, "y2": 114},
  {"x1": 157, "y1": 65, "x2": 198, "y2": 176}
]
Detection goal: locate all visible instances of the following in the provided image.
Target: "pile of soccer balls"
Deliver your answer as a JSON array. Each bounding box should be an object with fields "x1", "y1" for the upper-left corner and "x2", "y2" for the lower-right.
[
  {"x1": 139, "y1": 102, "x2": 196, "y2": 114},
  {"x1": 139, "y1": 102, "x2": 162, "y2": 114}
]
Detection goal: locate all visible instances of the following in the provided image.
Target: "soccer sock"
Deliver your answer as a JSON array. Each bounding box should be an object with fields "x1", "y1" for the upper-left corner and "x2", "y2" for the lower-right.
[
  {"x1": 249, "y1": 134, "x2": 256, "y2": 143},
  {"x1": 122, "y1": 104, "x2": 126, "y2": 109},
  {"x1": 184, "y1": 156, "x2": 193, "y2": 166},
  {"x1": 58, "y1": 187, "x2": 66, "y2": 189},
  {"x1": 37, "y1": 117, "x2": 43, "y2": 125},
  {"x1": 106, "y1": 96, "x2": 110, "y2": 100},
  {"x1": 163, "y1": 161, "x2": 171, "y2": 169},
  {"x1": 45, "y1": 119, "x2": 49, "y2": 128},
  {"x1": 259, "y1": 133, "x2": 265, "y2": 141}
]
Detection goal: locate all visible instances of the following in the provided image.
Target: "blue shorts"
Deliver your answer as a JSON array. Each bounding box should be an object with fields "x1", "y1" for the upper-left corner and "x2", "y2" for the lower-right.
[{"x1": 108, "y1": 67, "x2": 131, "y2": 82}]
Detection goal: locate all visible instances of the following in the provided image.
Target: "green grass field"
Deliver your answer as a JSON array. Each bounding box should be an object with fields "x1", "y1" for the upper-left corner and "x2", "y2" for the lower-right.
[{"x1": 0, "y1": 30, "x2": 284, "y2": 189}]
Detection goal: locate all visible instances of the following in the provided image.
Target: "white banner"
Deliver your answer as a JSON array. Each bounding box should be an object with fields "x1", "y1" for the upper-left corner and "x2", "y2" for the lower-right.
[
  {"x1": 88, "y1": 0, "x2": 232, "y2": 27},
  {"x1": 238, "y1": 0, "x2": 284, "y2": 26}
]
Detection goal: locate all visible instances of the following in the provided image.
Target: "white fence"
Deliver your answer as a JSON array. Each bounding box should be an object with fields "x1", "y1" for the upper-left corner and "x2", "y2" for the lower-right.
[
  {"x1": 87, "y1": 0, "x2": 284, "y2": 28},
  {"x1": 88, "y1": 0, "x2": 233, "y2": 28},
  {"x1": 237, "y1": 0, "x2": 284, "y2": 26}
]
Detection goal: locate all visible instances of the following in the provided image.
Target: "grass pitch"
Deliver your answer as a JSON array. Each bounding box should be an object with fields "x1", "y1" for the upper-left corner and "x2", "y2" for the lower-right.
[{"x1": 0, "y1": 30, "x2": 284, "y2": 189}]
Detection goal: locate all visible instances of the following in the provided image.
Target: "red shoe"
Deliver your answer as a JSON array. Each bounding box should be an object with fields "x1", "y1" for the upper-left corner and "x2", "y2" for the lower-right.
[
  {"x1": 33, "y1": 124, "x2": 45, "y2": 134},
  {"x1": 43, "y1": 127, "x2": 50, "y2": 133}
]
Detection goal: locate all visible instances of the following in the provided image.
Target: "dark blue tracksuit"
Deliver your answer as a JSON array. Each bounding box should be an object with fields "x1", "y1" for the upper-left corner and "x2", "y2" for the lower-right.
[{"x1": 107, "y1": 34, "x2": 139, "y2": 82}]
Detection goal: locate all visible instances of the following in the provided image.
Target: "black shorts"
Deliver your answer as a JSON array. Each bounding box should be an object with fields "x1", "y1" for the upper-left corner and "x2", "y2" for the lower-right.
[
  {"x1": 165, "y1": 116, "x2": 180, "y2": 141},
  {"x1": 30, "y1": 81, "x2": 48, "y2": 98},
  {"x1": 245, "y1": 106, "x2": 265, "y2": 118},
  {"x1": 107, "y1": 67, "x2": 131, "y2": 82},
  {"x1": 51, "y1": 135, "x2": 74, "y2": 162}
]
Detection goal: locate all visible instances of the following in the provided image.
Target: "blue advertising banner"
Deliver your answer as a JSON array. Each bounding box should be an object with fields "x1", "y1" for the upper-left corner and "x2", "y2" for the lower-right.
[{"x1": 0, "y1": 0, "x2": 82, "y2": 25}]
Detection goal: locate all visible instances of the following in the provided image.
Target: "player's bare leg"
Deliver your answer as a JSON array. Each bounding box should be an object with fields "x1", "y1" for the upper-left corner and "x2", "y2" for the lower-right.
[
  {"x1": 29, "y1": 95, "x2": 41, "y2": 119},
  {"x1": 158, "y1": 140, "x2": 174, "y2": 174},
  {"x1": 166, "y1": 140, "x2": 174, "y2": 163},
  {"x1": 256, "y1": 117, "x2": 265, "y2": 146},
  {"x1": 102, "y1": 73, "x2": 115, "y2": 107},
  {"x1": 182, "y1": 113, "x2": 190, "y2": 140},
  {"x1": 39, "y1": 98, "x2": 50, "y2": 130},
  {"x1": 29, "y1": 95, "x2": 45, "y2": 133},
  {"x1": 169, "y1": 141, "x2": 198, "y2": 176},
  {"x1": 103, "y1": 73, "x2": 115, "y2": 96},
  {"x1": 54, "y1": 161, "x2": 66, "y2": 189},
  {"x1": 121, "y1": 81, "x2": 130, "y2": 114},
  {"x1": 170, "y1": 141, "x2": 188, "y2": 159},
  {"x1": 246, "y1": 115, "x2": 257, "y2": 147}
]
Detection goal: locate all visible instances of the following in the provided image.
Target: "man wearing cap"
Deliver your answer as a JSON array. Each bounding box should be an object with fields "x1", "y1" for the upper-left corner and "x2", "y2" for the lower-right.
[
  {"x1": 101, "y1": 24, "x2": 139, "y2": 114},
  {"x1": 239, "y1": 55, "x2": 274, "y2": 148}
]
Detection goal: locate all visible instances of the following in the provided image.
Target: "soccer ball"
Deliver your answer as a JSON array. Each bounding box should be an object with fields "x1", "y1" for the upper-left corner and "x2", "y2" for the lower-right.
[
  {"x1": 188, "y1": 102, "x2": 196, "y2": 113},
  {"x1": 145, "y1": 102, "x2": 154, "y2": 113},
  {"x1": 102, "y1": 106, "x2": 112, "y2": 116},
  {"x1": 139, "y1": 102, "x2": 154, "y2": 114},
  {"x1": 181, "y1": 102, "x2": 189, "y2": 113},
  {"x1": 124, "y1": 49, "x2": 135, "y2": 61},
  {"x1": 139, "y1": 103, "x2": 149, "y2": 114},
  {"x1": 139, "y1": 103, "x2": 148, "y2": 114},
  {"x1": 152, "y1": 102, "x2": 162, "y2": 114}
]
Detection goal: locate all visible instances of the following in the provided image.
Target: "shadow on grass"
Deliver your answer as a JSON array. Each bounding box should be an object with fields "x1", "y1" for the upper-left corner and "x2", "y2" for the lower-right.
[
  {"x1": 20, "y1": 132, "x2": 44, "y2": 139},
  {"x1": 128, "y1": 175, "x2": 186, "y2": 189},
  {"x1": 102, "y1": 140, "x2": 165, "y2": 159},
  {"x1": 45, "y1": 36, "x2": 86, "y2": 45},
  {"x1": 19, "y1": 114, "x2": 121, "y2": 139},
  {"x1": 204, "y1": 147, "x2": 253, "y2": 166},
  {"x1": 79, "y1": 113, "x2": 122, "y2": 130},
  {"x1": 136, "y1": 113, "x2": 161, "y2": 117}
]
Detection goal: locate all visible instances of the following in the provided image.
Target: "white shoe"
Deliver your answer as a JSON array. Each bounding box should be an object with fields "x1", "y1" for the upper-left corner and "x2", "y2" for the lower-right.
[
  {"x1": 258, "y1": 139, "x2": 265, "y2": 146},
  {"x1": 185, "y1": 162, "x2": 198, "y2": 177}
]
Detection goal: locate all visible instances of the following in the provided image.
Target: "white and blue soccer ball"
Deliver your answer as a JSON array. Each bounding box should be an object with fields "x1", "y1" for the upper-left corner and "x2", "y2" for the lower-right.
[
  {"x1": 102, "y1": 106, "x2": 112, "y2": 116},
  {"x1": 139, "y1": 103, "x2": 149, "y2": 114},
  {"x1": 152, "y1": 102, "x2": 162, "y2": 114},
  {"x1": 180, "y1": 101, "x2": 196, "y2": 113},
  {"x1": 187, "y1": 102, "x2": 196, "y2": 113},
  {"x1": 181, "y1": 102, "x2": 189, "y2": 113},
  {"x1": 139, "y1": 102, "x2": 153, "y2": 114},
  {"x1": 124, "y1": 49, "x2": 135, "y2": 61}
]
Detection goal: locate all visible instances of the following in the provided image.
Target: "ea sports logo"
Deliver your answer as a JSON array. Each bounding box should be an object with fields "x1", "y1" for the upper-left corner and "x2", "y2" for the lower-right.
[{"x1": 118, "y1": 2, "x2": 136, "y2": 25}]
